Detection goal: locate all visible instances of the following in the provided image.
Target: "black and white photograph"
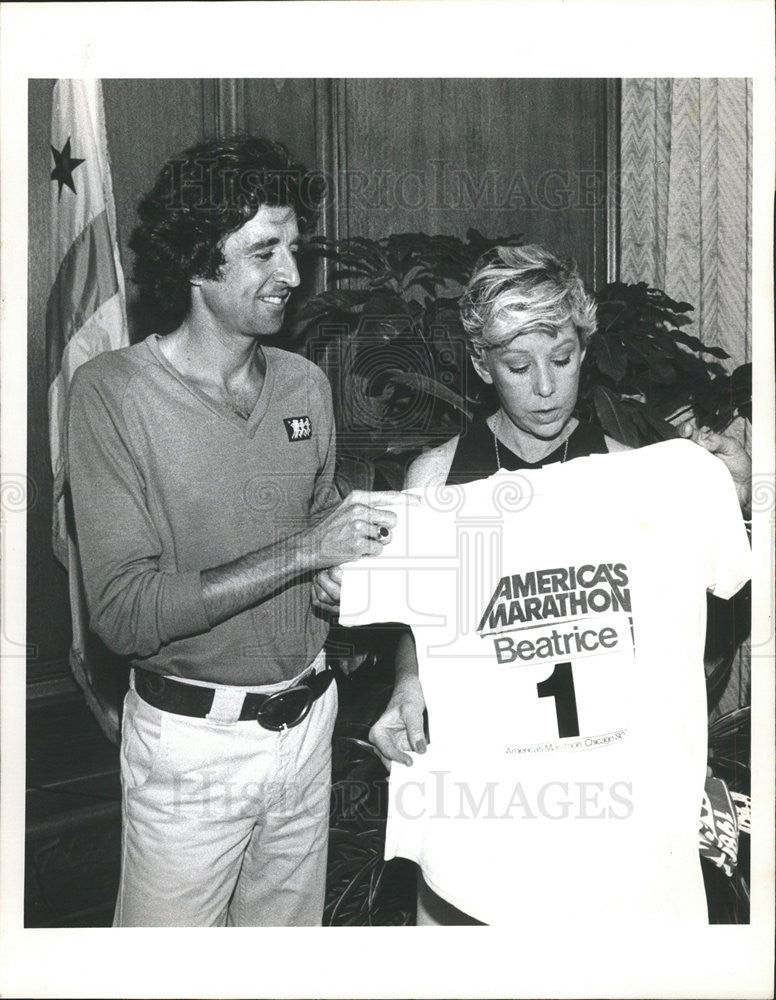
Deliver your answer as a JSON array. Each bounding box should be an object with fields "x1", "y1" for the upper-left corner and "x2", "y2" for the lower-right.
[{"x1": 1, "y1": 3, "x2": 774, "y2": 998}]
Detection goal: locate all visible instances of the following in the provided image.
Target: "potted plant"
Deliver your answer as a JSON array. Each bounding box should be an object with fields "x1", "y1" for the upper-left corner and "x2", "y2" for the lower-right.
[{"x1": 579, "y1": 281, "x2": 751, "y2": 445}]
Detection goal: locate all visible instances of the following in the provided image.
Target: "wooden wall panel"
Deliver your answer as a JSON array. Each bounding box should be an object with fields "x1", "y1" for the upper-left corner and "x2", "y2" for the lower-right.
[
  {"x1": 240, "y1": 79, "x2": 328, "y2": 298},
  {"x1": 102, "y1": 79, "x2": 213, "y2": 333},
  {"x1": 340, "y1": 79, "x2": 607, "y2": 287},
  {"x1": 241, "y1": 79, "x2": 320, "y2": 174}
]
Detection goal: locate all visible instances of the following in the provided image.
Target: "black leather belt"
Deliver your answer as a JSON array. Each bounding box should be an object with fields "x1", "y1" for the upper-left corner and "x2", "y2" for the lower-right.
[{"x1": 134, "y1": 665, "x2": 334, "y2": 731}]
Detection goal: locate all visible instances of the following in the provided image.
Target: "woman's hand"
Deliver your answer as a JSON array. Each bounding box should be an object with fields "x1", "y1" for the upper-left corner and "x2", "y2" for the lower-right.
[
  {"x1": 678, "y1": 423, "x2": 751, "y2": 513},
  {"x1": 369, "y1": 675, "x2": 427, "y2": 769}
]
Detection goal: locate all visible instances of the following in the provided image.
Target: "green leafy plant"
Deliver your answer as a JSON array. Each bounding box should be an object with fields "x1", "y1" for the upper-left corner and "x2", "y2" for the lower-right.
[
  {"x1": 580, "y1": 282, "x2": 752, "y2": 447},
  {"x1": 293, "y1": 230, "x2": 522, "y2": 491},
  {"x1": 325, "y1": 638, "x2": 415, "y2": 926},
  {"x1": 326, "y1": 729, "x2": 415, "y2": 925}
]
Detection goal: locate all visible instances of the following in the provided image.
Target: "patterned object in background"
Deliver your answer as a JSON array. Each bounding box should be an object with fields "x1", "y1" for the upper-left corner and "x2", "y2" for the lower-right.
[
  {"x1": 620, "y1": 79, "x2": 751, "y2": 373},
  {"x1": 699, "y1": 775, "x2": 740, "y2": 877},
  {"x1": 730, "y1": 791, "x2": 751, "y2": 835},
  {"x1": 621, "y1": 78, "x2": 753, "y2": 719}
]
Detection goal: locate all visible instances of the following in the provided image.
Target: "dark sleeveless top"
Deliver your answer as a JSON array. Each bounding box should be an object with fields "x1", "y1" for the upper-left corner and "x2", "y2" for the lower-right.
[{"x1": 446, "y1": 418, "x2": 609, "y2": 486}]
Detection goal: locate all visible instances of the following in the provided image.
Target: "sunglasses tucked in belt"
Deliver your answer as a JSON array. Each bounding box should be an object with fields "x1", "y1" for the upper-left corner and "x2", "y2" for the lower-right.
[{"x1": 133, "y1": 665, "x2": 334, "y2": 731}]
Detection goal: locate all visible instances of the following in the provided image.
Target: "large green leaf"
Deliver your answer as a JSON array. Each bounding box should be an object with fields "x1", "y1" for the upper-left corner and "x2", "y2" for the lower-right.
[
  {"x1": 357, "y1": 291, "x2": 414, "y2": 318},
  {"x1": 672, "y1": 329, "x2": 731, "y2": 358},
  {"x1": 591, "y1": 332, "x2": 628, "y2": 381},
  {"x1": 623, "y1": 339, "x2": 677, "y2": 385},
  {"x1": 626, "y1": 403, "x2": 678, "y2": 443},
  {"x1": 592, "y1": 386, "x2": 643, "y2": 448},
  {"x1": 382, "y1": 368, "x2": 473, "y2": 417},
  {"x1": 330, "y1": 264, "x2": 385, "y2": 283},
  {"x1": 291, "y1": 289, "x2": 375, "y2": 325}
]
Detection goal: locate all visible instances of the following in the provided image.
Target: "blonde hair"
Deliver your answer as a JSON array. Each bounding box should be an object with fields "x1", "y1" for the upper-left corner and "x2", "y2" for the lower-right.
[{"x1": 460, "y1": 244, "x2": 597, "y2": 355}]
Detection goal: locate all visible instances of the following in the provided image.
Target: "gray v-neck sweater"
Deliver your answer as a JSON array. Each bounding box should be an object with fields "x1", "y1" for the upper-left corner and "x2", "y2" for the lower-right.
[{"x1": 65, "y1": 336, "x2": 336, "y2": 684}]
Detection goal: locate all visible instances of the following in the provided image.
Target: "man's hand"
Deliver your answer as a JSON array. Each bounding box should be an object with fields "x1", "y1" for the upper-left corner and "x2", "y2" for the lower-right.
[
  {"x1": 306, "y1": 490, "x2": 415, "y2": 571},
  {"x1": 201, "y1": 491, "x2": 414, "y2": 629},
  {"x1": 312, "y1": 566, "x2": 342, "y2": 614},
  {"x1": 369, "y1": 676, "x2": 427, "y2": 769},
  {"x1": 678, "y1": 422, "x2": 752, "y2": 513}
]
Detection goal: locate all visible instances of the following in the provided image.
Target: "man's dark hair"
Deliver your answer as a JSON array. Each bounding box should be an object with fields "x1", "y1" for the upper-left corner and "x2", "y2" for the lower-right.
[{"x1": 130, "y1": 134, "x2": 326, "y2": 333}]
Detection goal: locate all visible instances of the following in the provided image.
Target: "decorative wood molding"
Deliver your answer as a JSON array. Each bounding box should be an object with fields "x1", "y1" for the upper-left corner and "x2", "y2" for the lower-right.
[
  {"x1": 313, "y1": 79, "x2": 337, "y2": 289},
  {"x1": 216, "y1": 79, "x2": 245, "y2": 136},
  {"x1": 201, "y1": 79, "x2": 245, "y2": 137},
  {"x1": 604, "y1": 78, "x2": 622, "y2": 284},
  {"x1": 200, "y1": 80, "x2": 218, "y2": 137},
  {"x1": 334, "y1": 80, "x2": 349, "y2": 246},
  {"x1": 313, "y1": 79, "x2": 349, "y2": 289}
]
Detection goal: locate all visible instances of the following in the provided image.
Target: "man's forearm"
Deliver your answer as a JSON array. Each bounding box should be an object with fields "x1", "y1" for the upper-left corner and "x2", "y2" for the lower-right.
[
  {"x1": 200, "y1": 531, "x2": 317, "y2": 628},
  {"x1": 157, "y1": 485, "x2": 407, "y2": 634},
  {"x1": 199, "y1": 489, "x2": 405, "y2": 627}
]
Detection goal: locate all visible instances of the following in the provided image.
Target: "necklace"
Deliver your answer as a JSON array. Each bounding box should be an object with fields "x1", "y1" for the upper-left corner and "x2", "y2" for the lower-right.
[{"x1": 493, "y1": 410, "x2": 570, "y2": 470}]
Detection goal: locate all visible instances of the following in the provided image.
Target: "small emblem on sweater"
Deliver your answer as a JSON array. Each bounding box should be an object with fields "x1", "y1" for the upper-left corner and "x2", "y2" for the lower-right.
[{"x1": 284, "y1": 416, "x2": 312, "y2": 441}]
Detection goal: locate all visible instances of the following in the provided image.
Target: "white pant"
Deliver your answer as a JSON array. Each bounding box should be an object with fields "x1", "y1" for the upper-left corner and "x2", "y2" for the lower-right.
[{"x1": 114, "y1": 656, "x2": 337, "y2": 927}]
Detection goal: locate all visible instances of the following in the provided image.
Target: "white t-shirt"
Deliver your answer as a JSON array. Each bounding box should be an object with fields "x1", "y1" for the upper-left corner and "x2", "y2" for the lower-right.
[{"x1": 339, "y1": 440, "x2": 751, "y2": 926}]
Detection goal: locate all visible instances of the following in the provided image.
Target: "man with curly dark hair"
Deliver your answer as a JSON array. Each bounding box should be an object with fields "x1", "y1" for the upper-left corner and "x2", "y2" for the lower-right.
[
  {"x1": 65, "y1": 135, "x2": 411, "y2": 926},
  {"x1": 129, "y1": 135, "x2": 325, "y2": 336}
]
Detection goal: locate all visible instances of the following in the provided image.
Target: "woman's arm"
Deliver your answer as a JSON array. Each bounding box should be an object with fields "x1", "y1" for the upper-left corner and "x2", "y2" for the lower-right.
[
  {"x1": 404, "y1": 436, "x2": 459, "y2": 488},
  {"x1": 368, "y1": 630, "x2": 427, "y2": 767},
  {"x1": 366, "y1": 439, "x2": 462, "y2": 765}
]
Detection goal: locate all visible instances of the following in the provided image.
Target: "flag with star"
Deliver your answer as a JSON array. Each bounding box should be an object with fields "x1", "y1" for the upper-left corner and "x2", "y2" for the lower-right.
[{"x1": 48, "y1": 78, "x2": 129, "y2": 742}]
